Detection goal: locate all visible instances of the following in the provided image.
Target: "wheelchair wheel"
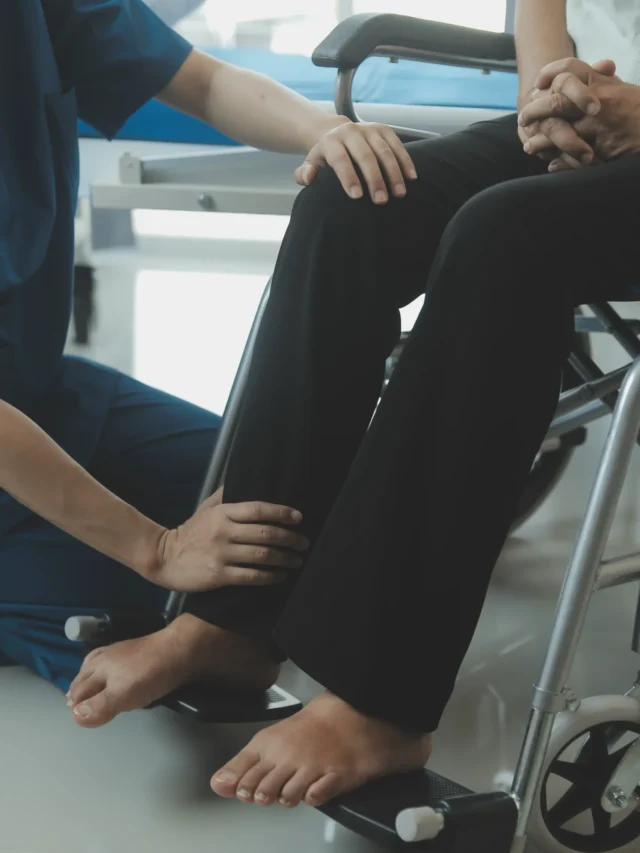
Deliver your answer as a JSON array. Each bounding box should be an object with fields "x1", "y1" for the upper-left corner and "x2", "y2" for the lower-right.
[{"x1": 527, "y1": 696, "x2": 640, "y2": 853}]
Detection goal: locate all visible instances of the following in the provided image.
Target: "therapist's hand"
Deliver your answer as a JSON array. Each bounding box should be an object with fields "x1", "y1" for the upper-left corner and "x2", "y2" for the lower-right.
[
  {"x1": 147, "y1": 489, "x2": 309, "y2": 593},
  {"x1": 295, "y1": 119, "x2": 418, "y2": 204}
]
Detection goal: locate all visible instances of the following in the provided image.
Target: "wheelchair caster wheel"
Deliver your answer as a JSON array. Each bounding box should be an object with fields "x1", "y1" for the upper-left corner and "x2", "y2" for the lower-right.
[{"x1": 528, "y1": 696, "x2": 640, "y2": 853}]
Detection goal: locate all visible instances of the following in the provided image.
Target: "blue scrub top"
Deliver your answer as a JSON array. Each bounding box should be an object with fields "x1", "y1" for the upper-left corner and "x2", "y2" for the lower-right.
[{"x1": 0, "y1": 0, "x2": 192, "y2": 533}]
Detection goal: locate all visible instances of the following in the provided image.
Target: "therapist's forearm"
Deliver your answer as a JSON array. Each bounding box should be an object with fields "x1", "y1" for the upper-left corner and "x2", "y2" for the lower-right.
[
  {"x1": 515, "y1": 0, "x2": 575, "y2": 108},
  {"x1": 0, "y1": 401, "x2": 165, "y2": 576},
  {"x1": 159, "y1": 49, "x2": 347, "y2": 154}
]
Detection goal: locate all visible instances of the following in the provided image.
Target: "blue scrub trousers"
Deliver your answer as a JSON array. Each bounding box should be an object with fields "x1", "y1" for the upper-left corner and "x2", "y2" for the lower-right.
[{"x1": 0, "y1": 358, "x2": 220, "y2": 691}]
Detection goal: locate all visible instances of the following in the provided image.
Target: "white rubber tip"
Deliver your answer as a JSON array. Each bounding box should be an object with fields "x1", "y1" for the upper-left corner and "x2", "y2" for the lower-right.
[
  {"x1": 64, "y1": 616, "x2": 104, "y2": 643},
  {"x1": 396, "y1": 807, "x2": 445, "y2": 843}
]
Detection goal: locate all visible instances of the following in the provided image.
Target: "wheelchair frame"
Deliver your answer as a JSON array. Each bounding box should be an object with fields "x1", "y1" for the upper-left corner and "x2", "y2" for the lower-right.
[
  {"x1": 159, "y1": 275, "x2": 640, "y2": 849},
  {"x1": 68, "y1": 15, "x2": 640, "y2": 853}
]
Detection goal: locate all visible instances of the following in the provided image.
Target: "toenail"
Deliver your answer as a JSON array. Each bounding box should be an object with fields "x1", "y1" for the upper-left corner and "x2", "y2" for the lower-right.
[
  {"x1": 214, "y1": 771, "x2": 237, "y2": 784},
  {"x1": 66, "y1": 699, "x2": 74, "y2": 707},
  {"x1": 237, "y1": 789, "x2": 251, "y2": 800},
  {"x1": 279, "y1": 798, "x2": 291, "y2": 807},
  {"x1": 73, "y1": 703, "x2": 92, "y2": 718},
  {"x1": 255, "y1": 793, "x2": 268, "y2": 803}
]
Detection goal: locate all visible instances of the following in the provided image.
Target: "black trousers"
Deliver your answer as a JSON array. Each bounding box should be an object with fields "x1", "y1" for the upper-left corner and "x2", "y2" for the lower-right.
[{"x1": 186, "y1": 114, "x2": 640, "y2": 733}]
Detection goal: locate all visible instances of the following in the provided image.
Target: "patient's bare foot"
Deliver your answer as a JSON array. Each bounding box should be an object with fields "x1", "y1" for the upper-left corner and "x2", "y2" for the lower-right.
[
  {"x1": 211, "y1": 691, "x2": 433, "y2": 808},
  {"x1": 66, "y1": 614, "x2": 278, "y2": 728}
]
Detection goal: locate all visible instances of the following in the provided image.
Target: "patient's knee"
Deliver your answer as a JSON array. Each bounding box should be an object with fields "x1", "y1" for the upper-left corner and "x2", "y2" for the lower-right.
[{"x1": 291, "y1": 165, "x2": 376, "y2": 224}]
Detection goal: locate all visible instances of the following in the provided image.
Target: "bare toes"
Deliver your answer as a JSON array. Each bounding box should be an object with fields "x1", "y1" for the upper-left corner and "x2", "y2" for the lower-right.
[
  {"x1": 279, "y1": 769, "x2": 324, "y2": 809},
  {"x1": 305, "y1": 772, "x2": 343, "y2": 807},
  {"x1": 211, "y1": 751, "x2": 261, "y2": 798},
  {"x1": 71, "y1": 689, "x2": 119, "y2": 729},
  {"x1": 254, "y1": 766, "x2": 297, "y2": 806},
  {"x1": 68, "y1": 674, "x2": 105, "y2": 708},
  {"x1": 235, "y1": 762, "x2": 275, "y2": 804},
  {"x1": 67, "y1": 666, "x2": 96, "y2": 700}
]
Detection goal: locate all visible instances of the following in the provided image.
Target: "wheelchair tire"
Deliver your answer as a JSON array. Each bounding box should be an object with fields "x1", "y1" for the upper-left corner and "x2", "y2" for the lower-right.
[{"x1": 527, "y1": 695, "x2": 640, "y2": 853}]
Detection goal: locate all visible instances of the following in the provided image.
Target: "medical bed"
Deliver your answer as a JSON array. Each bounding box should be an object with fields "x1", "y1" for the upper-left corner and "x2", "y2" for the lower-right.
[
  {"x1": 85, "y1": 41, "x2": 518, "y2": 221},
  {"x1": 77, "y1": 25, "x2": 517, "y2": 342}
]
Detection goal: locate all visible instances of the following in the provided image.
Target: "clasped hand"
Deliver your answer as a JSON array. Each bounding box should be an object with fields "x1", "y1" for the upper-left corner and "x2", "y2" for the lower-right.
[{"x1": 518, "y1": 58, "x2": 640, "y2": 171}]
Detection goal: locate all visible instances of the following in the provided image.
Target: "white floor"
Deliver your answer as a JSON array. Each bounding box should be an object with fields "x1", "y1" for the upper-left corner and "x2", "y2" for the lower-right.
[{"x1": 3, "y1": 221, "x2": 640, "y2": 853}]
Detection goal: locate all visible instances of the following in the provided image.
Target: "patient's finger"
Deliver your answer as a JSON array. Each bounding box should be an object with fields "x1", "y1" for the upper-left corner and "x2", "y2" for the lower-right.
[
  {"x1": 523, "y1": 118, "x2": 594, "y2": 164},
  {"x1": 519, "y1": 93, "x2": 586, "y2": 127},
  {"x1": 540, "y1": 118, "x2": 594, "y2": 162},
  {"x1": 548, "y1": 159, "x2": 572, "y2": 173},
  {"x1": 524, "y1": 133, "x2": 585, "y2": 170},
  {"x1": 551, "y1": 72, "x2": 601, "y2": 115},
  {"x1": 535, "y1": 57, "x2": 616, "y2": 90},
  {"x1": 523, "y1": 132, "x2": 556, "y2": 155}
]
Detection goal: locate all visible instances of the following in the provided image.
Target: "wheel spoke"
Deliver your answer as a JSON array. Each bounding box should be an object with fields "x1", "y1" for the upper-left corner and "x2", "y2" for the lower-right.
[
  {"x1": 591, "y1": 805, "x2": 612, "y2": 840},
  {"x1": 547, "y1": 783, "x2": 591, "y2": 828},
  {"x1": 549, "y1": 759, "x2": 584, "y2": 785}
]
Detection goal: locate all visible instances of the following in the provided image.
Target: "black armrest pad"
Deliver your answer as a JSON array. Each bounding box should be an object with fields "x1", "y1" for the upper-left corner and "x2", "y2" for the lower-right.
[{"x1": 313, "y1": 13, "x2": 516, "y2": 71}]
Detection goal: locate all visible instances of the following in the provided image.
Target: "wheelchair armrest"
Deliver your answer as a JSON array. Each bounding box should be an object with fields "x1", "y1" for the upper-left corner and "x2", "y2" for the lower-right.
[{"x1": 312, "y1": 14, "x2": 517, "y2": 74}]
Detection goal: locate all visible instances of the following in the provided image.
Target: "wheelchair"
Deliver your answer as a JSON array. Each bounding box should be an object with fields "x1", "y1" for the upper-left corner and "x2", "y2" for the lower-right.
[{"x1": 65, "y1": 14, "x2": 640, "y2": 853}]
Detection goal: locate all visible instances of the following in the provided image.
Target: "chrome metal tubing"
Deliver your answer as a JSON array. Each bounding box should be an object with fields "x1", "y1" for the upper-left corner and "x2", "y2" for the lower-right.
[
  {"x1": 554, "y1": 365, "x2": 629, "y2": 419},
  {"x1": 513, "y1": 357, "x2": 640, "y2": 840},
  {"x1": 334, "y1": 68, "x2": 440, "y2": 140},
  {"x1": 546, "y1": 400, "x2": 610, "y2": 440},
  {"x1": 597, "y1": 553, "x2": 640, "y2": 590},
  {"x1": 165, "y1": 279, "x2": 272, "y2": 621}
]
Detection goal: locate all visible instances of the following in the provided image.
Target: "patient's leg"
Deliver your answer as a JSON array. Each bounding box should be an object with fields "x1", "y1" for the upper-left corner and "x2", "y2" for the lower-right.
[
  {"x1": 70, "y1": 116, "x2": 542, "y2": 727},
  {"x1": 212, "y1": 149, "x2": 640, "y2": 808},
  {"x1": 184, "y1": 114, "x2": 542, "y2": 636}
]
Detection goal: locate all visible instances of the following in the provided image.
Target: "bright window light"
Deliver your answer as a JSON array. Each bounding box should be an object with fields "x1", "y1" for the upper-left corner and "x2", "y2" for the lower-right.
[
  {"x1": 134, "y1": 269, "x2": 267, "y2": 413},
  {"x1": 352, "y1": 1, "x2": 507, "y2": 32},
  {"x1": 133, "y1": 210, "x2": 290, "y2": 242}
]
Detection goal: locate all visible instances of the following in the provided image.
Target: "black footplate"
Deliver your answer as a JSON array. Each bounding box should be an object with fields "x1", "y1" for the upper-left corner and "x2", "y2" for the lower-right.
[
  {"x1": 319, "y1": 770, "x2": 518, "y2": 853},
  {"x1": 65, "y1": 612, "x2": 304, "y2": 724},
  {"x1": 160, "y1": 682, "x2": 303, "y2": 723}
]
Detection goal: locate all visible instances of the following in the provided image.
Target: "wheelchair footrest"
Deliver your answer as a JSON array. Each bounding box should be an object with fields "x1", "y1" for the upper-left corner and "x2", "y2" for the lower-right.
[
  {"x1": 319, "y1": 770, "x2": 518, "y2": 853},
  {"x1": 159, "y1": 682, "x2": 303, "y2": 723}
]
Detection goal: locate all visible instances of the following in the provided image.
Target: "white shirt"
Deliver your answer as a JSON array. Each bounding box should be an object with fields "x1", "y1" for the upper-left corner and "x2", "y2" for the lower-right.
[{"x1": 566, "y1": 0, "x2": 640, "y2": 84}]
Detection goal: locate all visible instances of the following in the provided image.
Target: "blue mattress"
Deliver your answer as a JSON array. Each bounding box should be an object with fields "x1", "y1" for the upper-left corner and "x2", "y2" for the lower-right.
[{"x1": 78, "y1": 47, "x2": 519, "y2": 146}]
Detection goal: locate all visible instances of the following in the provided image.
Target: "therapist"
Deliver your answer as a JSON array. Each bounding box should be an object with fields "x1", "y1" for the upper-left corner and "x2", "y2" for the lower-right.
[{"x1": 0, "y1": 0, "x2": 414, "y2": 695}]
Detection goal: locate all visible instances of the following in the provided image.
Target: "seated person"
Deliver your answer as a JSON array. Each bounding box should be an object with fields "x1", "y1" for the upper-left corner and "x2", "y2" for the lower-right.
[
  {"x1": 67, "y1": 0, "x2": 640, "y2": 811},
  {"x1": 0, "y1": 0, "x2": 411, "y2": 691}
]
